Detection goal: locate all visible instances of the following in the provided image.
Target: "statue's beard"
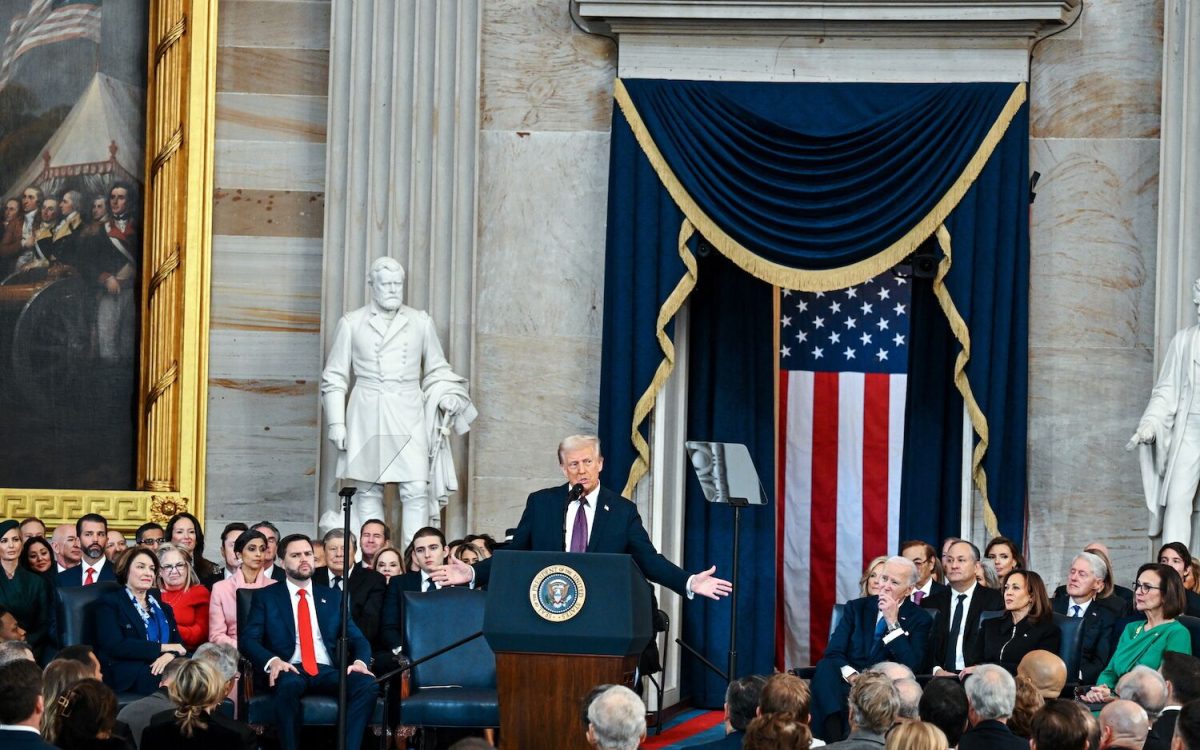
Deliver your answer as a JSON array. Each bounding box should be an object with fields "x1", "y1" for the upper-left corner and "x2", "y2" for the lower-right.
[{"x1": 375, "y1": 296, "x2": 402, "y2": 311}]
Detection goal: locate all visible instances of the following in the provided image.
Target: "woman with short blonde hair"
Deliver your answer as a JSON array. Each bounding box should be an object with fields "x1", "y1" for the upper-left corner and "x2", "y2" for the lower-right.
[{"x1": 885, "y1": 721, "x2": 948, "y2": 750}]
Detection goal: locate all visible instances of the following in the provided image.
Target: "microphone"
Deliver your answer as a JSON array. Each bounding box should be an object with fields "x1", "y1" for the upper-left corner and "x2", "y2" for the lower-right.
[{"x1": 567, "y1": 483, "x2": 585, "y2": 504}]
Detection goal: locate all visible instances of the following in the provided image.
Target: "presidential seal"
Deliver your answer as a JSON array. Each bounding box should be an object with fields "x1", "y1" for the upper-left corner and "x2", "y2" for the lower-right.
[{"x1": 529, "y1": 564, "x2": 587, "y2": 622}]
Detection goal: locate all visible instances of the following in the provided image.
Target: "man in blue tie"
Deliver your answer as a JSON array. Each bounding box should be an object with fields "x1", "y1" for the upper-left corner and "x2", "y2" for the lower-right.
[
  {"x1": 433, "y1": 434, "x2": 732, "y2": 600},
  {"x1": 808, "y1": 555, "x2": 932, "y2": 743},
  {"x1": 241, "y1": 534, "x2": 379, "y2": 750}
]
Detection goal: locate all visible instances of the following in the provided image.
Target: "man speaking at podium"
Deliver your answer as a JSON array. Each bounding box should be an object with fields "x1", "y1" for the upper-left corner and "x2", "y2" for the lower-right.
[{"x1": 433, "y1": 434, "x2": 732, "y2": 600}]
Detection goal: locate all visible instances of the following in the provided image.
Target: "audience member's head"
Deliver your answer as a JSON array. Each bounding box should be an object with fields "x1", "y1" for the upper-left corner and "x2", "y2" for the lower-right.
[
  {"x1": 1029, "y1": 699, "x2": 1089, "y2": 750},
  {"x1": 217, "y1": 522, "x2": 248, "y2": 570},
  {"x1": 0, "y1": 660, "x2": 44, "y2": 729},
  {"x1": 945, "y1": 540, "x2": 982, "y2": 591},
  {"x1": 46, "y1": 678, "x2": 118, "y2": 748},
  {"x1": 250, "y1": 521, "x2": 281, "y2": 565},
  {"x1": 1135, "y1": 563, "x2": 1187, "y2": 619},
  {"x1": 0, "y1": 606, "x2": 26, "y2": 642},
  {"x1": 19, "y1": 517, "x2": 45, "y2": 540},
  {"x1": 75, "y1": 513, "x2": 108, "y2": 564},
  {"x1": 885, "y1": 720, "x2": 948, "y2": 750},
  {"x1": 976, "y1": 558, "x2": 1000, "y2": 589},
  {"x1": 446, "y1": 740, "x2": 496, "y2": 750},
  {"x1": 41, "y1": 658, "x2": 94, "y2": 737},
  {"x1": 580, "y1": 683, "x2": 615, "y2": 728},
  {"x1": 742, "y1": 711, "x2": 812, "y2": 750},
  {"x1": 193, "y1": 641, "x2": 240, "y2": 692},
  {"x1": 135, "y1": 522, "x2": 165, "y2": 548},
  {"x1": 847, "y1": 671, "x2": 899, "y2": 736},
  {"x1": 1115, "y1": 665, "x2": 1168, "y2": 720},
  {"x1": 322, "y1": 528, "x2": 357, "y2": 576},
  {"x1": 157, "y1": 653, "x2": 187, "y2": 687},
  {"x1": 1082, "y1": 544, "x2": 1118, "y2": 599},
  {"x1": 1008, "y1": 673, "x2": 1045, "y2": 738},
  {"x1": 859, "y1": 555, "x2": 889, "y2": 597},
  {"x1": 410, "y1": 527, "x2": 448, "y2": 574},
  {"x1": 1067, "y1": 552, "x2": 1108, "y2": 603},
  {"x1": 456, "y1": 542, "x2": 484, "y2": 565},
  {"x1": 1175, "y1": 700, "x2": 1200, "y2": 750},
  {"x1": 0, "y1": 640, "x2": 33, "y2": 665},
  {"x1": 277, "y1": 534, "x2": 315, "y2": 581},
  {"x1": 869, "y1": 661, "x2": 916, "y2": 682},
  {"x1": 919, "y1": 676, "x2": 969, "y2": 746},
  {"x1": 21, "y1": 536, "x2": 55, "y2": 575},
  {"x1": 965, "y1": 664, "x2": 1016, "y2": 723},
  {"x1": 585, "y1": 685, "x2": 646, "y2": 750},
  {"x1": 56, "y1": 644, "x2": 103, "y2": 680},
  {"x1": 103, "y1": 530, "x2": 128, "y2": 562},
  {"x1": 359, "y1": 519, "x2": 390, "y2": 564},
  {"x1": 1097, "y1": 699, "x2": 1149, "y2": 750},
  {"x1": 1160, "y1": 650, "x2": 1200, "y2": 705},
  {"x1": 167, "y1": 659, "x2": 225, "y2": 738},
  {"x1": 892, "y1": 678, "x2": 922, "y2": 722},
  {"x1": 1016, "y1": 649, "x2": 1068, "y2": 700},
  {"x1": 900, "y1": 540, "x2": 938, "y2": 589},
  {"x1": 985, "y1": 536, "x2": 1024, "y2": 579},
  {"x1": 759, "y1": 672, "x2": 811, "y2": 721},
  {"x1": 51, "y1": 523, "x2": 81, "y2": 567},
  {"x1": 723, "y1": 674, "x2": 767, "y2": 732}
]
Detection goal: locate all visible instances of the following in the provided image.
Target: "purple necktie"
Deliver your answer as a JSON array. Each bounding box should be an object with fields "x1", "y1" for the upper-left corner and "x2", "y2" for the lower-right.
[
  {"x1": 913, "y1": 591, "x2": 924, "y2": 605},
  {"x1": 569, "y1": 498, "x2": 589, "y2": 553}
]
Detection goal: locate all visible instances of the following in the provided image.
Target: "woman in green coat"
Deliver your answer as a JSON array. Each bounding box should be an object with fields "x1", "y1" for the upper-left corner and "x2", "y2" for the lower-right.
[
  {"x1": 1083, "y1": 562, "x2": 1192, "y2": 701},
  {"x1": 0, "y1": 519, "x2": 55, "y2": 660}
]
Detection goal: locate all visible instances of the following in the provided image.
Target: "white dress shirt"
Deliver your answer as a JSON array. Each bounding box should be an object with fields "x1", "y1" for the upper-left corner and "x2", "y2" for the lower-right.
[
  {"x1": 1067, "y1": 597, "x2": 1092, "y2": 618},
  {"x1": 949, "y1": 582, "x2": 978, "y2": 670},
  {"x1": 80, "y1": 557, "x2": 107, "y2": 581},
  {"x1": 283, "y1": 579, "x2": 332, "y2": 667}
]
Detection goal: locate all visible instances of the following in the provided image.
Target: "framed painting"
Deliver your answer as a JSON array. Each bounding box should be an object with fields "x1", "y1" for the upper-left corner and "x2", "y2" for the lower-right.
[{"x1": 0, "y1": 0, "x2": 216, "y2": 531}]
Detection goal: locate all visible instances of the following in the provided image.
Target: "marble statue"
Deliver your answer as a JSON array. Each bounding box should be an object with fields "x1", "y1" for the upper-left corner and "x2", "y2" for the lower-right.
[
  {"x1": 1129, "y1": 277, "x2": 1200, "y2": 548},
  {"x1": 319, "y1": 257, "x2": 476, "y2": 547}
]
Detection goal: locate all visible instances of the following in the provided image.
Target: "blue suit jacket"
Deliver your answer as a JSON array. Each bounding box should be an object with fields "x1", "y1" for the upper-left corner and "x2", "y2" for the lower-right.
[
  {"x1": 57, "y1": 559, "x2": 117, "y2": 587},
  {"x1": 240, "y1": 580, "x2": 372, "y2": 672},
  {"x1": 93, "y1": 587, "x2": 182, "y2": 694},
  {"x1": 822, "y1": 595, "x2": 932, "y2": 672},
  {"x1": 474, "y1": 484, "x2": 691, "y2": 595}
]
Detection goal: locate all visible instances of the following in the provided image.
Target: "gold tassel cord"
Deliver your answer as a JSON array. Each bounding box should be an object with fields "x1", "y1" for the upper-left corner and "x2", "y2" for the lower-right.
[
  {"x1": 611, "y1": 79, "x2": 1026, "y2": 293},
  {"x1": 932, "y1": 224, "x2": 1000, "y2": 540},
  {"x1": 621, "y1": 218, "x2": 700, "y2": 499}
]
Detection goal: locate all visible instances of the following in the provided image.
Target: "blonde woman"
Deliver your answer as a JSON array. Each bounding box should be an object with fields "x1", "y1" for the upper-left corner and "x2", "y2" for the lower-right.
[
  {"x1": 885, "y1": 721, "x2": 948, "y2": 750},
  {"x1": 141, "y1": 658, "x2": 256, "y2": 749},
  {"x1": 858, "y1": 556, "x2": 889, "y2": 598},
  {"x1": 157, "y1": 542, "x2": 211, "y2": 650}
]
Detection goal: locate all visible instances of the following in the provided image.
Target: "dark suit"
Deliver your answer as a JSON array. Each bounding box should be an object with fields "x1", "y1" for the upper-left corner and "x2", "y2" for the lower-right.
[
  {"x1": 692, "y1": 730, "x2": 744, "y2": 749},
  {"x1": 379, "y1": 571, "x2": 426, "y2": 653},
  {"x1": 57, "y1": 559, "x2": 117, "y2": 587},
  {"x1": 967, "y1": 612, "x2": 1061, "y2": 675},
  {"x1": 921, "y1": 584, "x2": 1004, "y2": 673},
  {"x1": 810, "y1": 596, "x2": 932, "y2": 742},
  {"x1": 1051, "y1": 594, "x2": 1115, "y2": 683},
  {"x1": 313, "y1": 563, "x2": 387, "y2": 646},
  {"x1": 472, "y1": 483, "x2": 691, "y2": 595},
  {"x1": 825, "y1": 729, "x2": 887, "y2": 749},
  {"x1": 911, "y1": 580, "x2": 948, "y2": 604},
  {"x1": 142, "y1": 709, "x2": 257, "y2": 750},
  {"x1": 93, "y1": 587, "x2": 182, "y2": 695},
  {"x1": 1144, "y1": 707, "x2": 1180, "y2": 750},
  {"x1": 240, "y1": 580, "x2": 379, "y2": 750},
  {"x1": 0, "y1": 728, "x2": 57, "y2": 749},
  {"x1": 957, "y1": 719, "x2": 1028, "y2": 750}
]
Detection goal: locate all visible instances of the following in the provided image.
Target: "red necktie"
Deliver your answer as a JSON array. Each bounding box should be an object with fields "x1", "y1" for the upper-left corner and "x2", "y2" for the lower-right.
[
  {"x1": 84, "y1": 567, "x2": 95, "y2": 585},
  {"x1": 297, "y1": 589, "x2": 318, "y2": 676}
]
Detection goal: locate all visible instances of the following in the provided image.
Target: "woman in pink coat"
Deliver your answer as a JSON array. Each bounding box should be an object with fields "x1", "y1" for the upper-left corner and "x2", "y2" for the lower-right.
[{"x1": 208, "y1": 528, "x2": 275, "y2": 646}]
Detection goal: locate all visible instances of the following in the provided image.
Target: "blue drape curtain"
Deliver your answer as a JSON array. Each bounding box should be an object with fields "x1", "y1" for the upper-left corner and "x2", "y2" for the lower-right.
[{"x1": 598, "y1": 79, "x2": 1030, "y2": 706}]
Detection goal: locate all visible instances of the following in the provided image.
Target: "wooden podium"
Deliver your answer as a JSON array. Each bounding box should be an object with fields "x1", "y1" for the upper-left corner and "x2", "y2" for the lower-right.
[{"x1": 483, "y1": 551, "x2": 653, "y2": 750}]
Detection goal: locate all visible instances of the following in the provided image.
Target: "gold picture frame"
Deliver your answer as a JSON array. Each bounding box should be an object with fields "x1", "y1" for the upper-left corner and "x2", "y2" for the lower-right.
[{"x1": 0, "y1": 0, "x2": 217, "y2": 532}]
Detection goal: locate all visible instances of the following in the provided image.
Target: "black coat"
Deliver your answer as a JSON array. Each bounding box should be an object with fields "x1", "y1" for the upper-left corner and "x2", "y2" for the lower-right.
[
  {"x1": 93, "y1": 588, "x2": 182, "y2": 695},
  {"x1": 1144, "y1": 707, "x2": 1180, "y2": 750},
  {"x1": 921, "y1": 585, "x2": 1005, "y2": 673},
  {"x1": 958, "y1": 719, "x2": 1028, "y2": 750},
  {"x1": 142, "y1": 709, "x2": 256, "y2": 750},
  {"x1": 967, "y1": 612, "x2": 1060, "y2": 674},
  {"x1": 1051, "y1": 594, "x2": 1116, "y2": 683},
  {"x1": 313, "y1": 563, "x2": 387, "y2": 646}
]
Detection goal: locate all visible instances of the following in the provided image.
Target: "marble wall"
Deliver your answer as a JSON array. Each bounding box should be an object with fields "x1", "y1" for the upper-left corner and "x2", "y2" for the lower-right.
[{"x1": 201, "y1": 0, "x2": 1169, "y2": 591}]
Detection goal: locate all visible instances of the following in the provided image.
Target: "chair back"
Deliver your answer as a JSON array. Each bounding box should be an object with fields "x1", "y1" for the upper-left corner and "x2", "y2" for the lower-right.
[
  {"x1": 236, "y1": 587, "x2": 259, "y2": 655},
  {"x1": 1052, "y1": 612, "x2": 1084, "y2": 680},
  {"x1": 978, "y1": 609, "x2": 1005, "y2": 628},
  {"x1": 404, "y1": 588, "x2": 494, "y2": 689},
  {"x1": 56, "y1": 581, "x2": 121, "y2": 646},
  {"x1": 1176, "y1": 615, "x2": 1200, "y2": 654},
  {"x1": 830, "y1": 603, "x2": 844, "y2": 634}
]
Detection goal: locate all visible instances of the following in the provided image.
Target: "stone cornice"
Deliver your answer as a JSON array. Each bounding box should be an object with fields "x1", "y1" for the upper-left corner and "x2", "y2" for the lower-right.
[{"x1": 574, "y1": 1, "x2": 1080, "y2": 39}]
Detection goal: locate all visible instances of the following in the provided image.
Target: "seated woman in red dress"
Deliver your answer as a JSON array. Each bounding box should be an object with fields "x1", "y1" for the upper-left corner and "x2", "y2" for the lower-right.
[{"x1": 157, "y1": 543, "x2": 211, "y2": 651}]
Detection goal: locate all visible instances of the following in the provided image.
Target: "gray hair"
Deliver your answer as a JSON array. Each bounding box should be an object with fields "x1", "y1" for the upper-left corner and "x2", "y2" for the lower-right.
[
  {"x1": 0, "y1": 640, "x2": 33, "y2": 665},
  {"x1": 322, "y1": 528, "x2": 358, "y2": 549},
  {"x1": 848, "y1": 672, "x2": 899, "y2": 734},
  {"x1": 964, "y1": 664, "x2": 1016, "y2": 721},
  {"x1": 869, "y1": 661, "x2": 915, "y2": 682},
  {"x1": 193, "y1": 642, "x2": 239, "y2": 682},
  {"x1": 1074, "y1": 551, "x2": 1108, "y2": 586},
  {"x1": 1116, "y1": 666, "x2": 1168, "y2": 720},
  {"x1": 368, "y1": 256, "x2": 405, "y2": 284},
  {"x1": 894, "y1": 678, "x2": 923, "y2": 720},
  {"x1": 887, "y1": 556, "x2": 919, "y2": 587},
  {"x1": 558, "y1": 434, "x2": 602, "y2": 464},
  {"x1": 586, "y1": 685, "x2": 646, "y2": 750},
  {"x1": 977, "y1": 558, "x2": 1000, "y2": 589}
]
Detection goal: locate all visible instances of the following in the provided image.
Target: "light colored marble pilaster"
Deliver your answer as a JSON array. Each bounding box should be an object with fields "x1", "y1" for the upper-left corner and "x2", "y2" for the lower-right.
[
  {"x1": 319, "y1": 1, "x2": 482, "y2": 535},
  {"x1": 1155, "y1": 0, "x2": 1200, "y2": 365}
]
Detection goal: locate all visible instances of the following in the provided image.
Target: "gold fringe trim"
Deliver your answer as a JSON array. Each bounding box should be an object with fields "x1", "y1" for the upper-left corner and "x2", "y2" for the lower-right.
[
  {"x1": 621, "y1": 218, "x2": 700, "y2": 499},
  {"x1": 611, "y1": 78, "x2": 1027, "y2": 292},
  {"x1": 932, "y1": 224, "x2": 999, "y2": 540}
]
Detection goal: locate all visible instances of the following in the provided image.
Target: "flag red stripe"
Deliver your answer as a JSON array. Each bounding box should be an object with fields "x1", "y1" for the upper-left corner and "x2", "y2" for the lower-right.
[
  {"x1": 808, "y1": 371, "x2": 839, "y2": 660},
  {"x1": 862, "y1": 373, "x2": 890, "y2": 565},
  {"x1": 775, "y1": 369, "x2": 790, "y2": 671}
]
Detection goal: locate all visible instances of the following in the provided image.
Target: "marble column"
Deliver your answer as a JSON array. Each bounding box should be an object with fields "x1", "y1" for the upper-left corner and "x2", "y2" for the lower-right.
[
  {"x1": 319, "y1": 0, "x2": 482, "y2": 536},
  {"x1": 1155, "y1": 0, "x2": 1200, "y2": 364}
]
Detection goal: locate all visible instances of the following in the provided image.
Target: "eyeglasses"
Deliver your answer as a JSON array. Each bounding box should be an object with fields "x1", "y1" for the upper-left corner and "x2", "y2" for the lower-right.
[
  {"x1": 161, "y1": 563, "x2": 188, "y2": 573},
  {"x1": 139, "y1": 538, "x2": 163, "y2": 546},
  {"x1": 1131, "y1": 581, "x2": 1161, "y2": 593}
]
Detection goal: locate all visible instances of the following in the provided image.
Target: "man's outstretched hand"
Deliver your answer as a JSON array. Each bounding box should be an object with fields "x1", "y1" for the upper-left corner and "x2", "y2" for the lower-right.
[
  {"x1": 691, "y1": 565, "x2": 732, "y2": 600},
  {"x1": 430, "y1": 554, "x2": 474, "y2": 587}
]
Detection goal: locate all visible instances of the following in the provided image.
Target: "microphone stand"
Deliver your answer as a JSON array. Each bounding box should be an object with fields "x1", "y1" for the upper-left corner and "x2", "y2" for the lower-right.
[{"x1": 336, "y1": 485, "x2": 355, "y2": 750}]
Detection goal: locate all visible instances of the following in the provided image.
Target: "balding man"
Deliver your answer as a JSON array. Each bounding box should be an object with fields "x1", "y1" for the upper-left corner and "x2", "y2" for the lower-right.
[
  {"x1": 1016, "y1": 650, "x2": 1067, "y2": 700},
  {"x1": 1098, "y1": 700, "x2": 1149, "y2": 750},
  {"x1": 50, "y1": 524, "x2": 81, "y2": 572},
  {"x1": 810, "y1": 556, "x2": 932, "y2": 742},
  {"x1": 1115, "y1": 665, "x2": 1168, "y2": 722}
]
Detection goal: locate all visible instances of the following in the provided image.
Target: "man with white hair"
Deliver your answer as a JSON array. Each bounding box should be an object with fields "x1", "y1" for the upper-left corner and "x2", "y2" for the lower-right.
[
  {"x1": 1098, "y1": 700, "x2": 1149, "y2": 750},
  {"x1": 586, "y1": 685, "x2": 646, "y2": 750},
  {"x1": 958, "y1": 664, "x2": 1025, "y2": 750},
  {"x1": 810, "y1": 556, "x2": 932, "y2": 742},
  {"x1": 321, "y1": 256, "x2": 476, "y2": 546},
  {"x1": 1051, "y1": 551, "x2": 1116, "y2": 682},
  {"x1": 1116, "y1": 665, "x2": 1168, "y2": 721}
]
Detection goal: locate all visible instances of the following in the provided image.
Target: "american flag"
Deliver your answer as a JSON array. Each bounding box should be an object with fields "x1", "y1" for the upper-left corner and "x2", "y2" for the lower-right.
[
  {"x1": 0, "y1": 0, "x2": 102, "y2": 93},
  {"x1": 775, "y1": 270, "x2": 911, "y2": 668}
]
